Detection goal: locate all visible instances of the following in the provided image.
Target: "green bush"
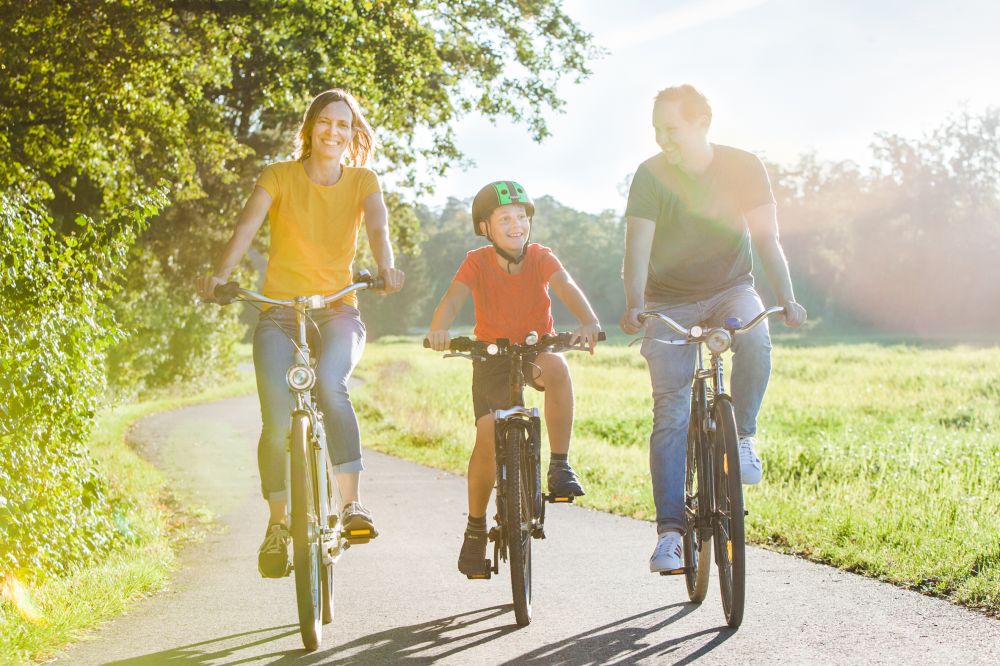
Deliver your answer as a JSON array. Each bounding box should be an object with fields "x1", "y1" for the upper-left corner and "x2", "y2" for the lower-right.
[{"x1": 0, "y1": 192, "x2": 159, "y2": 579}]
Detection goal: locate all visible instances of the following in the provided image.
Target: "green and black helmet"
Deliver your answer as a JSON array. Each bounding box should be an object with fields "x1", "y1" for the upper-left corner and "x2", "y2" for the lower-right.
[{"x1": 471, "y1": 180, "x2": 535, "y2": 236}]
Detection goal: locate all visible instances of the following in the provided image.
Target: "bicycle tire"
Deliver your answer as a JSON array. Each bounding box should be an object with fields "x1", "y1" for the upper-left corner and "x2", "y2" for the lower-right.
[
  {"x1": 504, "y1": 425, "x2": 533, "y2": 626},
  {"x1": 683, "y1": 417, "x2": 711, "y2": 602},
  {"x1": 712, "y1": 397, "x2": 745, "y2": 628},
  {"x1": 321, "y1": 454, "x2": 335, "y2": 625},
  {"x1": 290, "y1": 412, "x2": 323, "y2": 650}
]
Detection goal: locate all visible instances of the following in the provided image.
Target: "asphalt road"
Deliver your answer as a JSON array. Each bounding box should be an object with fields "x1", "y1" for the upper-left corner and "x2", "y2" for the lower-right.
[{"x1": 56, "y1": 395, "x2": 1000, "y2": 665}]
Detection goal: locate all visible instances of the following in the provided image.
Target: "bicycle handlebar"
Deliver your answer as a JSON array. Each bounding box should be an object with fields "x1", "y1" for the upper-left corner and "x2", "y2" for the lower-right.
[
  {"x1": 638, "y1": 306, "x2": 785, "y2": 338},
  {"x1": 209, "y1": 270, "x2": 385, "y2": 307},
  {"x1": 423, "y1": 331, "x2": 606, "y2": 357}
]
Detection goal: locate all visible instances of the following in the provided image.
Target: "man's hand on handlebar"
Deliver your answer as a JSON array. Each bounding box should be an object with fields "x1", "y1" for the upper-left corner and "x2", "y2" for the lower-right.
[
  {"x1": 378, "y1": 266, "x2": 405, "y2": 295},
  {"x1": 782, "y1": 300, "x2": 808, "y2": 327},
  {"x1": 620, "y1": 307, "x2": 644, "y2": 335},
  {"x1": 426, "y1": 329, "x2": 451, "y2": 352},
  {"x1": 570, "y1": 322, "x2": 602, "y2": 354}
]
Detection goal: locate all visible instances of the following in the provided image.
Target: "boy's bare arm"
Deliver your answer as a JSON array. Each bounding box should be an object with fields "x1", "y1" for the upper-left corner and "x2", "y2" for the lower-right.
[
  {"x1": 550, "y1": 270, "x2": 601, "y2": 352},
  {"x1": 427, "y1": 280, "x2": 472, "y2": 350}
]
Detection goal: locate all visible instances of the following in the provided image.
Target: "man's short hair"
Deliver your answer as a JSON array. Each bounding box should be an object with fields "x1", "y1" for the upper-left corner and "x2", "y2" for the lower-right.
[{"x1": 654, "y1": 85, "x2": 712, "y2": 126}]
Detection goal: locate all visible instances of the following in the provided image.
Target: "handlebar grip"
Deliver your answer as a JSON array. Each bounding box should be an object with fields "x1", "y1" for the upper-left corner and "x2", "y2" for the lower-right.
[
  {"x1": 372, "y1": 276, "x2": 386, "y2": 290},
  {"x1": 598, "y1": 331, "x2": 606, "y2": 342},
  {"x1": 213, "y1": 281, "x2": 240, "y2": 305},
  {"x1": 422, "y1": 338, "x2": 431, "y2": 348}
]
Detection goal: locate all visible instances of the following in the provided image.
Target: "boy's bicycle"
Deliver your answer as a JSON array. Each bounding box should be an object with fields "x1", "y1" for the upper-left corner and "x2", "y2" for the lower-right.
[
  {"x1": 638, "y1": 306, "x2": 784, "y2": 629},
  {"x1": 211, "y1": 270, "x2": 383, "y2": 651},
  {"x1": 425, "y1": 331, "x2": 604, "y2": 627}
]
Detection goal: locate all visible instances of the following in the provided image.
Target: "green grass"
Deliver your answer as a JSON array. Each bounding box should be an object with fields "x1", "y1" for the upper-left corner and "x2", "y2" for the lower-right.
[
  {"x1": 0, "y1": 355, "x2": 256, "y2": 666},
  {"x1": 353, "y1": 336, "x2": 1000, "y2": 616}
]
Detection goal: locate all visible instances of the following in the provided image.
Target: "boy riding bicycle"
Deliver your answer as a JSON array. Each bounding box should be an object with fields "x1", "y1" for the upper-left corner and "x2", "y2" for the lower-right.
[{"x1": 426, "y1": 180, "x2": 602, "y2": 577}]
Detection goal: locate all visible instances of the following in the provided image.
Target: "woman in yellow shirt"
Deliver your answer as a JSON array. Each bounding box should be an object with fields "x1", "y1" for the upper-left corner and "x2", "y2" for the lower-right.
[{"x1": 197, "y1": 89, "x2": 404, "y2": 577}]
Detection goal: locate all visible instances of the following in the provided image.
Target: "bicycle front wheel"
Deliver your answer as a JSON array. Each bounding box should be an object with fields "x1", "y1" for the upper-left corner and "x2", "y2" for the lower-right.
[
  {"x1": 504, "y1": 426, "x2": 533, "y2": 627},
  {"x1": 712, "y1": 397, "x2": 745, "y2": 628},
  {"x1": 683, "y1": 418, "x2": 711, "y2": 602},
  {"x1": 290, "y1": 412, "x2": 323, "y2": 650}
]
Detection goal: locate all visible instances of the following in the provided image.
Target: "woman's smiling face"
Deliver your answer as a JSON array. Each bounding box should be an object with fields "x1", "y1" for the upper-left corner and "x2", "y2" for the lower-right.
[{"x1": 310, "y1": 101, "x2": 354, "y2": 161}]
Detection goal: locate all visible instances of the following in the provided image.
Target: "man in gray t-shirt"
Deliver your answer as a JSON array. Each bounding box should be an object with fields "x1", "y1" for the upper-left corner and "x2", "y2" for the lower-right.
[{"x1": 620, "y1": 84, "x2": 807, "y2": 574}]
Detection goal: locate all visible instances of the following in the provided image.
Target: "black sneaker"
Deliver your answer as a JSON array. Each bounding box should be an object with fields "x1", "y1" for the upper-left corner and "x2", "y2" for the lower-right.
[
  {"x1": 548, "y1": 463, "x2": 585, "y2": 497},
  {"x1": 258, "y1": 524, "x2": 291, "y2": 578},
  {"x1": 341, "y1": 501, "x2": 378, "y2": 542},
  {"x1": 458, "y1": 528, "x2": 489, "y2": 578}
]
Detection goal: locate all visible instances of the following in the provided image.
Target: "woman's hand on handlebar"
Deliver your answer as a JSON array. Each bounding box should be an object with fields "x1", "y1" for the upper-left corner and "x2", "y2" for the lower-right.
[
  {"x1": 378, "y1": 266, "x2": 405, "y2": 295},
  {"x1": 195, "y1": 273, "x2": 226, "y2": 302},
  {"x1": 426, "y1": 329, "x2": 451, "y2": 352},
  {"x1": 571, "y1": 321, "x2": 602, "y2": 354}
]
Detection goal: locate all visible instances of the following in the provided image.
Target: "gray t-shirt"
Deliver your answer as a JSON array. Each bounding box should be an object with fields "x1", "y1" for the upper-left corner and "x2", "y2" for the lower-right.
[{"x1": 625, "y1": 144, "x2": 775, "y2": 304}]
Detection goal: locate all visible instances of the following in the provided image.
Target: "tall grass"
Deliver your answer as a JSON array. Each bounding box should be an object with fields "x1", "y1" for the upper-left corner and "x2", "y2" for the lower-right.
[{"x1": 353, "y1": 337, "x2": 1000, "y2": 615}]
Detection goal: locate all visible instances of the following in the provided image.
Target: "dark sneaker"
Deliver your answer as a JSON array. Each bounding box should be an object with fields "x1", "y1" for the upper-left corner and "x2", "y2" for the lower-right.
[
  {"x1": 341, "y1": 501, "x2": 378, "y2": 542},
  {"x1": 547, "y1": 463, "x2": 585, "y2": 497},
  {"x1": 258, "y1": 524, "x2": 291, "y2": 578},
  {"x1": 458, "y1": 528, "x2": 489, "y2": 578}
]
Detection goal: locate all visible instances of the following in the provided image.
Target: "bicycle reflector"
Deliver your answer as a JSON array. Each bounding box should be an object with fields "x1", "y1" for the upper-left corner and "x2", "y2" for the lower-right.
[
  {"x1": 706, "y1": 328, "x2": 733, "y2": 354},
  {"x1": 286, "y1": 365, "x2": 316, "y2": 391},
  {"x1": 486, "y1": 343, "x2": 500, "y2": 356}
]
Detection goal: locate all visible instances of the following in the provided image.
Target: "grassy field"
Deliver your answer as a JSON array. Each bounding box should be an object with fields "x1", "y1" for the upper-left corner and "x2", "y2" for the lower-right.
[
  {"x1": 0, "y1": 362, "x2": 256, "y2": 665},
  {"x1": 353, "y1": 336, "x2": 1000, "y2": 616}
]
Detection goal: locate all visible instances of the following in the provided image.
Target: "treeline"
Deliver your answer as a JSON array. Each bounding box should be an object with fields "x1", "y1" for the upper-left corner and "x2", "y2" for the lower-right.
[
  {"x1": 363, "y1": 108, "x2": 1000, "y2": 340},
  {"x1": 0, "y1": 0, "x2": 594, "y2": 582}
]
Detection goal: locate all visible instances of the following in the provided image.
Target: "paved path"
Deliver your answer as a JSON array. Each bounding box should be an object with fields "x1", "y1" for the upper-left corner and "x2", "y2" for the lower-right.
[{"x1": 56, "y1": 396, "x2": 999, "y2": 665}]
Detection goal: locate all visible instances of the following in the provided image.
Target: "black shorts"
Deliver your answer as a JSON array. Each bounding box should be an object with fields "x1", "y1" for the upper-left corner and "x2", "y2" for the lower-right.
[{"x1": 471, "y1": 353, "x2": 543, "y2": 422}]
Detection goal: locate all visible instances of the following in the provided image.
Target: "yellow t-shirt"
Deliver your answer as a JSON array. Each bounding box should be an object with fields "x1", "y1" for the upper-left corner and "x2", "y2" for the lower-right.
[{"x1": 255, "y1": 160, "x2": 380, "y2": 307}]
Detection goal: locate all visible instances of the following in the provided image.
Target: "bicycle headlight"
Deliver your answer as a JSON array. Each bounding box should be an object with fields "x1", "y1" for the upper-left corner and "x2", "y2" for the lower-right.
[
  {"x1": 705, "y1": 328, "x2": 732, "y2": 354},
  {"x1": 286, "y1": 365, "x2": 316, "y2": 391}
]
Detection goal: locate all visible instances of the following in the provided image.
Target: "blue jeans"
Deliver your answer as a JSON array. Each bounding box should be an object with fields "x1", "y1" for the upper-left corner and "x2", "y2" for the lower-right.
[
  {"x1": 640, "y1": 284, "x2": 772, "y2": 534},
  {"x1": 252, "y1": 304, "x2": 366, "y2": 502}
]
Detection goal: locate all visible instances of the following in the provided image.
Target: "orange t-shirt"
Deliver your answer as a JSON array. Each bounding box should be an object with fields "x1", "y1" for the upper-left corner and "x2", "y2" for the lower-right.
[
  {"x1": 255, "y1": 160, "x2": 380, "y2": 307},
  {"x1": 455, "y1": 244, "x2": 563, "y2": 344}
]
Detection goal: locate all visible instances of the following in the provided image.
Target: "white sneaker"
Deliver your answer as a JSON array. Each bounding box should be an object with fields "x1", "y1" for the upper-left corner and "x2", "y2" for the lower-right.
[
  {"x1": 649, "y1": 531, "x2": 683, "y2": 573},
  {"x1": 738, "y1": 436, "x2": 762, "y2": 485}
]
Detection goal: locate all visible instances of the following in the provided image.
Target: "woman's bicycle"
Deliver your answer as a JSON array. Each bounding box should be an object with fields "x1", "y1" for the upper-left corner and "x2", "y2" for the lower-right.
[
  {"x1": 424, "y1": 331, "x2": 604, "y2": 627},
  {"x1": 211, "y1": 270, "x2": 383, "y2": 651},
  {"x1": 638, "y1": 306, "x2": 784, "y2": 629}
]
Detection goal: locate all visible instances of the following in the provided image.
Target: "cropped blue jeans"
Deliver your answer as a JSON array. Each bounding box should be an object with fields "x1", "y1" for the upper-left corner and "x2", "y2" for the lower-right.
[
  {"x1": 252, "y1": 304, "x2": 366, "y2": 502},
  {"x1": 640, "y1": 284, "x2": 772, "y2": 534}
]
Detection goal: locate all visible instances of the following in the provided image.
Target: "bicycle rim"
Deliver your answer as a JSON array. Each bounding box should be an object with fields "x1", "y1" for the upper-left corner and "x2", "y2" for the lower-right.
[
  {"x1": 683, "y1": 419, "x2": 711, "y2": 602},
  {"x1": 290, "y1": 413, "x2": 322, "y2": 650},
  {"x1": 504, "y1": 426, "x2": 532, "y2": 626},
  {"x1": 713, "y1": 398, "x2": 745, "y2": 628}
]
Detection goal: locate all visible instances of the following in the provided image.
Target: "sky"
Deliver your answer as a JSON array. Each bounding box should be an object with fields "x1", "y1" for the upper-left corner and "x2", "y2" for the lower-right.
[{"x1": 388, "y1": 0, "x2": 1000, "y2": 215}]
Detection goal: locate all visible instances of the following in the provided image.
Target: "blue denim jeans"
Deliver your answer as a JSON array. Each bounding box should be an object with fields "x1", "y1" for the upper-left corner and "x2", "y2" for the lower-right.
[
  {"x1": 640, "y1": 284, "x2": 772, "y2": 533},
  {"x1": 252, "y1": 304, "x2": 366, "y2": 502}
]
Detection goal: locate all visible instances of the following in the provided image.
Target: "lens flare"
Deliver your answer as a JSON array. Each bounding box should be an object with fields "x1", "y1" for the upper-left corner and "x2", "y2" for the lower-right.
[{"x1": 1, "y1": 572, "x2": 45, "y2": 625}]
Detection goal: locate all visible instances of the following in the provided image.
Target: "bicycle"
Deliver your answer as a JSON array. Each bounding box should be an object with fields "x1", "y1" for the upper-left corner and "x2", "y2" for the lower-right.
[
  {"x1": 637, "y1": 306, "x2": 784, "y2": 629},
  {"x1": 424, "y1": 330, "x2": 604, "y2": 627},
  {"x1": 211, "y1": 270, "x2": 383, "y2": 650}
]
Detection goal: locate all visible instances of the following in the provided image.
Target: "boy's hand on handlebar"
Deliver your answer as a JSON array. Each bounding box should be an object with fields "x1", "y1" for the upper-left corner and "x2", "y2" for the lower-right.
[
  {"x1": 378, "y1": 267, "x2": 405, "y2": 294},
  {"x1": 782, "y1": 300, "x2": 808, "y2": 328},
  {"x1": 426, "y1": 329, "x2": 451, "y2": 352},
  {"x1": 571, "y1": 322, "x2": 602, "y2": 354},
  {"x1": 620, "y1": 307, "x2": 644, "y2": 335},
  {"x1": 195, "y1": 273, "x2": 225, "y2": 302}
]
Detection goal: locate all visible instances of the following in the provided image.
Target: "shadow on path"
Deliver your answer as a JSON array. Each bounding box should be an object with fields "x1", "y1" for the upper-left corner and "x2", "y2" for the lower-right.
[
  {"x1": 504, "y1": 602, "x2": 734, "y2": 665},
  {"x1": 103, "y1": 624, "x2": 300, "y2": 665}
]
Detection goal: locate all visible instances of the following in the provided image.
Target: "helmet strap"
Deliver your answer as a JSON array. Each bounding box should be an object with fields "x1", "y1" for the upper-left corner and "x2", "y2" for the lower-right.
[{"x1": 484, "y1": 225, "x2": 529, "y2": 274}]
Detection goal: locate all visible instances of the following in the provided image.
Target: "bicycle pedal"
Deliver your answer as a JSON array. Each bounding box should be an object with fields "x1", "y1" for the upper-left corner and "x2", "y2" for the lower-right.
[
  {"x1": 544, "y1": 493, "x2": 575, "y2": 503},
  {"x1": 658, "y1": 567, "x2": 686, "y2": 576},
  {"x1": 466, "y1": 560, "x2": 492, "y2": 580}
]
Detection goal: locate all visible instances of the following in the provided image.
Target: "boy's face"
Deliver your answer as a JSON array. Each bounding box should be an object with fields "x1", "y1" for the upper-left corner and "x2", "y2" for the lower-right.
[{"x1": 481, "y1": 204, "x2": 530, "y2": 254}]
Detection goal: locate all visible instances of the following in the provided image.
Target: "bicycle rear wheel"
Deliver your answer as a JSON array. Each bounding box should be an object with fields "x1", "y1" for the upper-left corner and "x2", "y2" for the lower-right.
[
  {"x1": 504, "y1": 426, "x2": 533, "y2": 626},
  {"x1": 683, "y1": 418, "x2": 711, "y2": 602},
  {"x1": 712, "y1": 397, "x2": 745, "y2": 628},
  {"x1": 290, "y1": 412, "x2": 323, "y2": 650}
]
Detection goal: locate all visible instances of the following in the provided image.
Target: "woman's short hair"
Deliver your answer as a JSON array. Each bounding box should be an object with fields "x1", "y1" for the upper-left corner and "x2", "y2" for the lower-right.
[
  {"x1": 295, "y1": 89, "x2": 376, "y2": 166},
  {"x1": 654, "y1": 84, "x2": 712, "y2": 126}
]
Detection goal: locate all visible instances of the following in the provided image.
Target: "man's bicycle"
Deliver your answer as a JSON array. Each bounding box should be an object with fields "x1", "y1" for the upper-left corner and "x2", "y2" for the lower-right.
[
  {"x1": 638, "y1": 306, "x2": 784, "y2": 629},
  {"x1": 424, "y1": 331, "x2": 604, "y2": 627},
  {"x1": 211, "y1": 270, "x2": 383, "y2": 651}
]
